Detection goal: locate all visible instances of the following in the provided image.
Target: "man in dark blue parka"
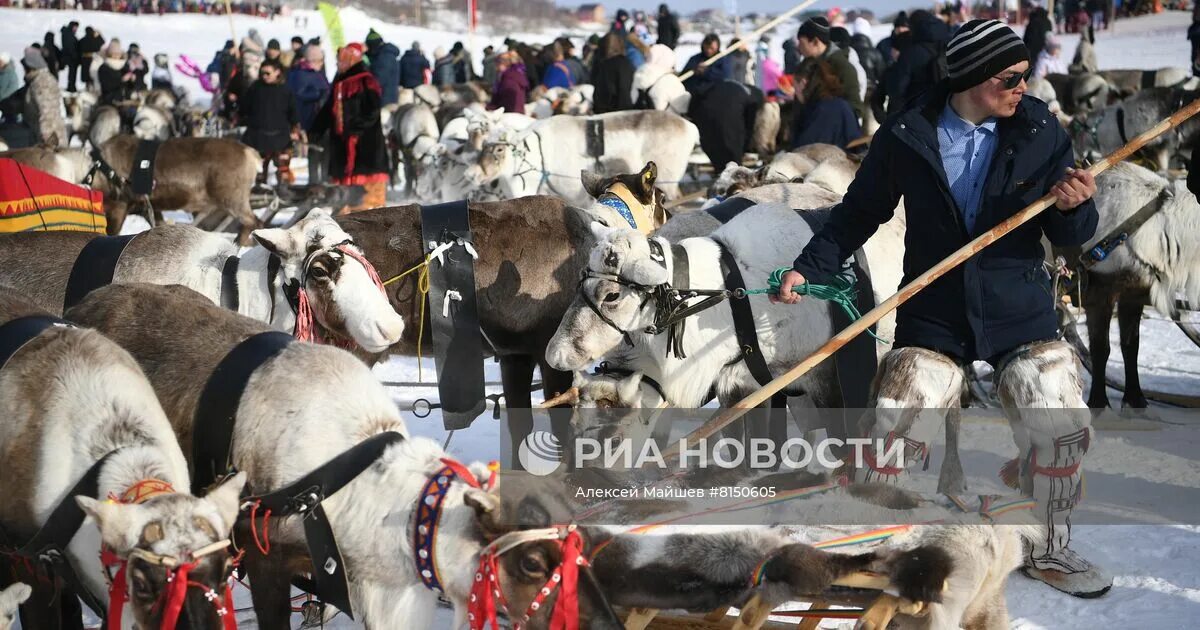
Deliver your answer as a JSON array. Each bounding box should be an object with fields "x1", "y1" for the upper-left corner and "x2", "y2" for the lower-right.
[
  {"x1": 365, "y1": 29, "x2": 401, "y2": 106},
  {"x1": 778, "y1": 20, "x2": 1112, "y2": 600}
]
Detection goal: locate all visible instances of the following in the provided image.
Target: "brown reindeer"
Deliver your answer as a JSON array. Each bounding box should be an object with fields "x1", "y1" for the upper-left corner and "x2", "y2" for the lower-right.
[{"x1": 96, "y1": 134, "x2": 261, "y2": 244}]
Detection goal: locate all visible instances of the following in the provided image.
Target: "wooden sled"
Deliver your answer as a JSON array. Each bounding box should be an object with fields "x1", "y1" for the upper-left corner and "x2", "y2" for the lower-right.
[{"x1": 624, "y1": 572, "x2": 937, "y2": 630}]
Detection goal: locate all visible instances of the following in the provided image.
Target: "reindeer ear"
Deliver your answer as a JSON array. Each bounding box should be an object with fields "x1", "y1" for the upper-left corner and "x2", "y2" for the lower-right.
[
  {"x1": 638, "y1": 162, "x2": 658, "y2": 195},
  {"x1": 464, "y1": 488, "x2": 500, "y2": 514},
  {"x1": 2, "y1": 583, "x2": 32, "y2": 607},
  {"x1": 44, "y1": 132, "x2": 59, "y2": 150},
  {"x1": 308, "y1": 207, "x2": 334, "y2": 221},
  {"x1": 580, "y1": 170, "x2": 606, "y2": 198},
  {"x1": 204, "y1": 472, "x2": 247, "y2": 532},
  {"x1": 616, "y1": 372, "x2": 645, "y2": 406},
  {"x1": 624, "y1": 258, "x2": 668, "y2": 286},
  {"x1": 76, "y1": 496, "x2": 141, "y2": 553},
  {"x1": 251, "y1": 227, "x2": 297, "y2": 257},
  {"x1": 589, "y1": 221, "x2": 617, "y2": 241}
]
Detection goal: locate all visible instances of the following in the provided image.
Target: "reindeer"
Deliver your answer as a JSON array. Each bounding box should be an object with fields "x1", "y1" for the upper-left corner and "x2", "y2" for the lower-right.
[
  {"x1": 1071, "y1": 86, "x2": 1200, "y2": 172},
  {"x1": 0, "y1": 210, "x2": 405, "y2": 354},
  {"x1": 0, "y1": 139, "x2": 93, "y2": 183},
  {"x1": 66, "y1": 282, "x2": 619, "y2": 629},
  {"x1": 545, "y1": 202, "x2": 904, "y2": 422},
  {"x1": 0, "y1": 286, "x2": 246, "y2": 629},
  {"x1": 94, "y1": 134, "x2": 262, "y2": 244},
  {"x1": 465, "y1": 110, "x2": 697, "y2": 204},
  {"x1": 1068, "y1": 162, "x2": 1200, "y2": 408},
  {"x1": 0, "y1": 584, "x2": 30, "y2": 630}
]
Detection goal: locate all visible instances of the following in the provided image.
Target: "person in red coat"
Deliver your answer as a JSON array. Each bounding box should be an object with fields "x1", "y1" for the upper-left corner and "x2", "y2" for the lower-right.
[
  {"x1": 487, "y1": 51, "x2": 528, "y2": 115},
  {"x1": 310, "y1": 42, "x2": 389, "y2": 211}
]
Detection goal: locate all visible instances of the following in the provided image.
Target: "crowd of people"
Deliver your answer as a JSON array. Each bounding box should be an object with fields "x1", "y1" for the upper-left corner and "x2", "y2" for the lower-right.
[{"x1": 0, "y1": 0, "x2": 284, "y2": 18}]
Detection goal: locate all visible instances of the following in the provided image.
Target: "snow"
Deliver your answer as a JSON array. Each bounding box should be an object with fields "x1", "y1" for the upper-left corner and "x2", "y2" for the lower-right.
[{"x1": 4, "y1": 6, "x2": 1200, "y2": 629}]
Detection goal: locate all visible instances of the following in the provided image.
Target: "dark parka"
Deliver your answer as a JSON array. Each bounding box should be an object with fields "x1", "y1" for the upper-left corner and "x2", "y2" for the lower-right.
[
  {"x1": 399, "y1": 49, "x2": 430, "y2": 88},
  {"x1": 240, "y1": 81, "x2": 299, "y2": 155},
  {"x1": 656, "y1": 11, "x2": 681, "y2": 49},
  {"x1": 792, "y1": 88, "x2": 1098, "y2": 362},
  {"x1": 884, "y1": 13, "x2": 951, "y2": 115},
  {"x1": 366, "y1": 40, "x2": 401, "y2": 106},
  {"x1": 590, "y1": 54, "x2": 634, "y2": 114}
]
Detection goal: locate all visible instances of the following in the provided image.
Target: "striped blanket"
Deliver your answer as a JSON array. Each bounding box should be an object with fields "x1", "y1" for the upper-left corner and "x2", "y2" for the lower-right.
[{"x1": 0, "y1": 158, "x2": 106, "y2": 233}]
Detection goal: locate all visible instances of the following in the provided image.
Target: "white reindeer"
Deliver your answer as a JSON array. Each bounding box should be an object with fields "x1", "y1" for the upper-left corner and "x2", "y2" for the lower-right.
[
  {"x1": 466, "y1": 110, "x2": 697, "y2": 205},
  {"x1": 546, "y1": 202, "x2": 904, "y2": 409},
  {"x1": 0, "y1": 209, "x2": 406, "y2": 354}
]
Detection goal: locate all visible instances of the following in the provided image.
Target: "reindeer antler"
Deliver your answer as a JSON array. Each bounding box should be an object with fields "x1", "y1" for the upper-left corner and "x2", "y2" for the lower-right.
[{"x1": 538, "y1": 387, "x2": 580, "y2": 408}]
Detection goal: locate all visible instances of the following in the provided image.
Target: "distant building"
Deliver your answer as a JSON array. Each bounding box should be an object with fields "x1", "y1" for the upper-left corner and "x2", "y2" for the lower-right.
[{"x1": 576, "y1": 3, "x2": 606, "y2": 23}]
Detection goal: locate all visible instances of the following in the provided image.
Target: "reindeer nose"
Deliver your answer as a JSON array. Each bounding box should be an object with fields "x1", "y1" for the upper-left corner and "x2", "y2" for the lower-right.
[{"x1": 376, "y1": 316, "x2": 405, "y2": 345}]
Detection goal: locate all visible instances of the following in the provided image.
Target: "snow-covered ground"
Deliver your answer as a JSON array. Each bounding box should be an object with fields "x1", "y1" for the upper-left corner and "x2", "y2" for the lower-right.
[{"x1": 5, "y1": 6, "x2": 1200, "y2": 629}]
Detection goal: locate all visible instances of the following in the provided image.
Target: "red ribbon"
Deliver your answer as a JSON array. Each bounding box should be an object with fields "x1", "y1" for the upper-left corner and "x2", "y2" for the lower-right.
[
  {"x1": 159, "y1": 561, "x2": 197, "y2": 628},
  {"x1": 468, "y1": 553, "x2": 503, "y2": 630},
  {"x1": 102, "y1": 549, "x2": 128, "y2": 630},
  {"x1": 549, "y1": 529, "x2": 584, "y2": 630}
]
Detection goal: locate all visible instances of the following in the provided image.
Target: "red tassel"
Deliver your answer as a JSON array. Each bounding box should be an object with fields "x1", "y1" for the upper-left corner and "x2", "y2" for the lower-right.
[
  {"x1": 105, "y1": 554, "x2": 128, "y2": 630},
  {"x1": 999, "y1": 458, "x2": 1021, "y2": 489},
  {"x1": 160, "y1": 561, "x2": 196, "y2": 629},
  {"x1": 468, "y1": 554, "x2": 502, "y2": 630},
  {"x1": 293, "y1": 288, "x2": 317, "y2": 343},
  {"x1": 550, "y1": 529, "x2": 584, "y2": 630}
]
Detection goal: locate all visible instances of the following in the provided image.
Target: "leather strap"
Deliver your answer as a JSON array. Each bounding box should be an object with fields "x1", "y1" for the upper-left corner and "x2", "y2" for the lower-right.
[
  {"x1": 191, "y1": 331, "x2": 294, "y2": 494},
  {"x1": 241, "y1": 431, "x2": 405, "y2": 620},
  {"x1": 63, "y1": 234, "x2": 136, "y2": 311},
  {"x1": 220, "y1": 255, "x2": 240, "y2": 312},
  {"x1": 419, "y1": 200, "x2": 486, "y2": 429},
  {"x1": 0, "y1": 315, "x2": 70, "y2": 372}
]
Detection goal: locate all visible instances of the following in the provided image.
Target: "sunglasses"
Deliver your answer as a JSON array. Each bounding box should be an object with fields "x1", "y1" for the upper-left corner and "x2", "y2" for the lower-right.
[{"x1": 993, "y1": 67, "x2": 1032, "y2": 90}]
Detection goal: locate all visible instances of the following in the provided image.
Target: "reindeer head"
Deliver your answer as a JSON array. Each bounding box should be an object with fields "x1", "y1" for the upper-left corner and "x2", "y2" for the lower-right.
[
  {"x1": 573, "y1": 369, "x2": 664, "y2": 409},
  {"x1": 546, "y1": 223, "x2": 667, "y2": 371},
  {"x1": 464, "y1": 488, "x2": 622, "y2": 630},
  {"x1": 253, "y1": 209, "x2": 406, "y2": 353},
  {"x1": 76, "y1": 474, "x2": 246, "y2": 630},
  {"x1": 580, "y1": 162, "x2": 667, "y2": 232},
  {"x1": 0, "y1": 583, "x2": 30, "y2": 630}
]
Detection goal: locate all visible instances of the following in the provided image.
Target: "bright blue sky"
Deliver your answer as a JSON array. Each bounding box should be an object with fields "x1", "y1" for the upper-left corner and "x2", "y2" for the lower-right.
[{"x1": 557, "y1": 1, "x2": 922, "y2": 18}]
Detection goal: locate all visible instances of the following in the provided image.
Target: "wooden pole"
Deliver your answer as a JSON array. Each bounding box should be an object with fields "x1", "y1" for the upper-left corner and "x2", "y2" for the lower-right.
[
  {"x1": 677, "y1": 0, "x2": 820, "y2": 83},
  {"x1": 663, "y1": 95, "x2": 1200, "y2": 459}
]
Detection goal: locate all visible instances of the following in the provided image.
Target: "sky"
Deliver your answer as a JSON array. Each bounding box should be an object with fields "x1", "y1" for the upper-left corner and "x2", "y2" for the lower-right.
[{"x1": 556, "y1": 0, "x2": 926, "y2": 18}]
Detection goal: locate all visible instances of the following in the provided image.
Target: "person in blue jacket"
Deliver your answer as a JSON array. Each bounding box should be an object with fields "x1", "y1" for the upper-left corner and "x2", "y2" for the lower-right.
[
  {"x1": 541, "y1": 41, "x2": 573, "y2": 89},
  {"x1": 399, "y1": 42, "x2": 430, "y2": 89},
  {"x1": 777, "y1": 20, "x2": 1112, "y2": 601},
  {"x1": 681, "y1": 33, "x2": 731, "y2": 93},
  {"x1": 365, "y1": 29, "x2": 400, "y2": 106}
]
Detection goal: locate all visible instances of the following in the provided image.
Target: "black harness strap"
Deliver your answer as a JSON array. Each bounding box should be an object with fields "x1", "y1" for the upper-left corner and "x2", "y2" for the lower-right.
[
  {"x1": 63, "y1": 234, "x2": 136, "y2": 311},
  {"x1": 1141, "y1": 69, "x2": 1156, "y2": 90},
  {"x1": 704, "y1": 196, "x2": 758, "y2": 225},
  {"x1": 129, "y1": 139, "x2": 162, "y2": 197},
  {"x1": 1116, "y1": 106, "x2": 1130, "y2": 145},
  {"x1": 242, "y1": 431, "x2": 405, "y2": 620},
  {"x1": 586, "y1": 119, "x2": 605, "y2": 159},
  {"x1": 715, "y1": 240, "x2": 788, "y2": 459},
  {"x1": 1082, "y1": 188, "x2": 1172, "y2": 267},
  {"x1": 11, "y1": 452, "x2": 116, "y2": 619},
  {"x1": 191, "y1": 331, "x2": 294, "y2": 494},
  {"x1": 791, "y1": 208, "x2": 878, "y2": 407},
  {"x1": 220, "y1": 256, "x2": 240, "y2": 312},
  {"x1": 419, "y1": 201, "x2": 486, "y2": 430},
  {"x1": 0, "y1": 315, "x2": 71, "y2": 372}
]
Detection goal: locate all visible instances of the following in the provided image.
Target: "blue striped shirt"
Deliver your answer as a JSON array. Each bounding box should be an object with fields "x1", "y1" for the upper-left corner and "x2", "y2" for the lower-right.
[{"x1": 938, "y1": 103, "x2": 998, "y2": 233}]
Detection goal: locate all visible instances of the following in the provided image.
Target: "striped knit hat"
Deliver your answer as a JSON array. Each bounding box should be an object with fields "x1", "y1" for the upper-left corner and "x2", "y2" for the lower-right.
[{"x1": 946, "y1": 19, "x2": 1030, "y2": 93}]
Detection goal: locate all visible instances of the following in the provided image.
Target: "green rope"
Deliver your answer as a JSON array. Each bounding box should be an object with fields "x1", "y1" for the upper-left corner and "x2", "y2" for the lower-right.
[{"x1": 746, "y1": 267, "x2": 887, "y2": 343}]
